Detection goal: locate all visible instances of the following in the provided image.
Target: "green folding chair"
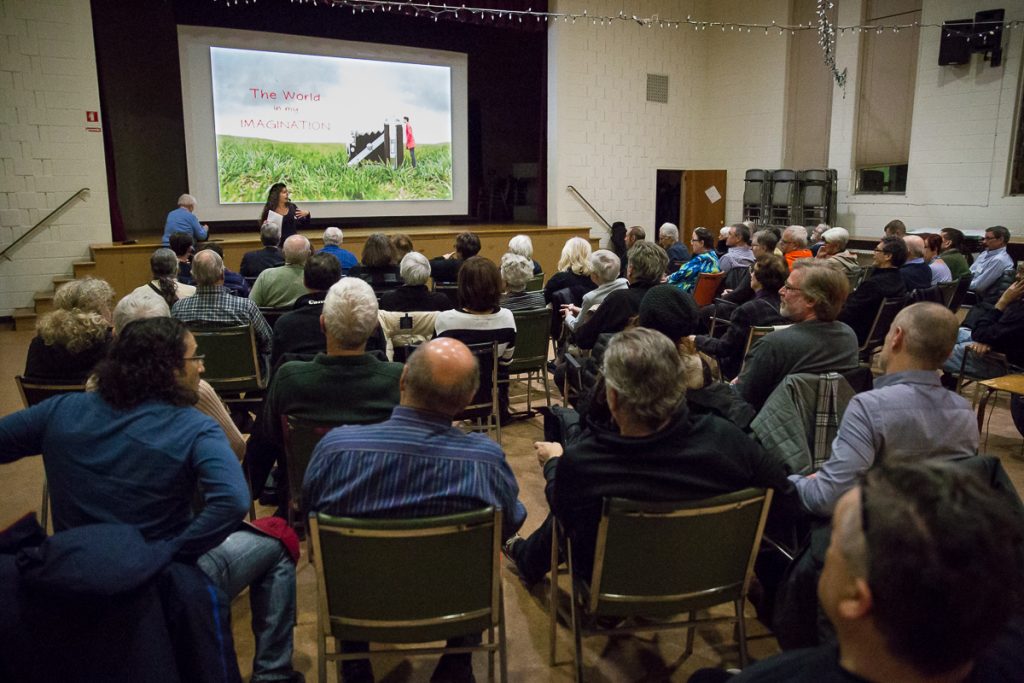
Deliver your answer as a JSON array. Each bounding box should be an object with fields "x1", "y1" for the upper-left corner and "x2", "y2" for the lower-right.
[{"x1": 501, "y1": 307, "x2": 552, "y2": 416}]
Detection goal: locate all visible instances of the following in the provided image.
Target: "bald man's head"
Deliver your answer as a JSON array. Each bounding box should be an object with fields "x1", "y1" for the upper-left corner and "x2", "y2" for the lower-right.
[
  {"x1": 401, "y1": 338, "x2": 480, "y2": 416},
  {"x1": 903, "y1": 235, "x2": 925, "y2": 259},
  {"x1": 889, "y1": 302, "x2": 959, "y2": 369},
  {"x1": 283, "y1": 234, "x2": 312, "y2": 265}
]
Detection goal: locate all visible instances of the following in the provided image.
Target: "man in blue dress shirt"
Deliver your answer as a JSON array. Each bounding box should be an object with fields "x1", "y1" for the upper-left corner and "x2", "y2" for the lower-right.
[{"x1": 162, "y1": 193, "x2": 209, "y2": 246}]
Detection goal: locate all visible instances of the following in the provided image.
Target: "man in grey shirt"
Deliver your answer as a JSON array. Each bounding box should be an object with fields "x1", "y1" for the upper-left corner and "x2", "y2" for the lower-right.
[
  {"x1": 791, "y1": 302, "x2": 978, "y2": 517},
  {"x1": 718, "y1": 223, "x2": 756, "y2": 272}
]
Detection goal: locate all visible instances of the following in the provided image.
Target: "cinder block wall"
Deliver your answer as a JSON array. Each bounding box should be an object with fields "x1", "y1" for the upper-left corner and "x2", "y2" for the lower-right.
[{"x1": 0, "y1": 0, "x2": 111, "y2": 317}]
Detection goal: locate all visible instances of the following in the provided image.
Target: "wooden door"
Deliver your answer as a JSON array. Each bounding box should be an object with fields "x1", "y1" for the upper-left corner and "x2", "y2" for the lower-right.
[{"x1": 681, "y1": 170, "x2": 727, "y2": 241}]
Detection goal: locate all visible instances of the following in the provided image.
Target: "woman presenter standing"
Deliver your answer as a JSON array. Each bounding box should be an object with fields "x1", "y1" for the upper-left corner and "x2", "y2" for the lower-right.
[{"x1": 259, "y1": 182, "x2": 310, "y2": 242}]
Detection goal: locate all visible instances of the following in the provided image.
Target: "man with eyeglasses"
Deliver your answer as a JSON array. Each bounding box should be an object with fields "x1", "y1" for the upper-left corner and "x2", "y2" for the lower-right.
[
  {"x1": 0, "y1": 317, "x2": 304, "y2": 682},
  {"x1": 837, "y1": 236, "x2": 908, "y2": 345},
  {"x1": 712, "y1": 460, "x2": 1024, "y2": 683},
  {"x1": 779, "y1": 225, "x2": 813, "y2": 269},
  {"x1": 734, "y1": 261, "x2": 859, "y2": 411},
  {"x1": 969, "y1": 225, "x2": 1014, "y2": 296}
]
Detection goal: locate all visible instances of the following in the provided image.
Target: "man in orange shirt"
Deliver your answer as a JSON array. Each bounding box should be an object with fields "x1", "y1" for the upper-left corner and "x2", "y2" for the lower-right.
[{"x1": 780, "y1": 225, "x2": 813, "y2": 268}]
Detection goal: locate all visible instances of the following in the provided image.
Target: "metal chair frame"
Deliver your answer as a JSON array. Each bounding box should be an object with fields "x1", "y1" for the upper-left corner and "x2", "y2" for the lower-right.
[{"x1": 500, "y1": 308, "x2": 552, "y2": 416}]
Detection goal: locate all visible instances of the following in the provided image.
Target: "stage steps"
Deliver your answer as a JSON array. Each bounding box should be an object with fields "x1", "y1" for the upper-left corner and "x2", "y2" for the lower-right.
[{"x1": 12, "y1": 261, "x2": 97, "y2": 331}]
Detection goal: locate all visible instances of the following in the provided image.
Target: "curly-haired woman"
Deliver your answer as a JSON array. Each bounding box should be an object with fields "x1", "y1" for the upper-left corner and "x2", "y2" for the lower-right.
[{"x1": 24, "y1": 277, "x2": 115, "y2": 383}]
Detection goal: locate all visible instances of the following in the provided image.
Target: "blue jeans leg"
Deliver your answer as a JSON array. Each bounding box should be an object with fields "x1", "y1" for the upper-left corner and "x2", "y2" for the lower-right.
[
  {"x1": 198, "y1": 530, "x2": 296, "y2": 681},
  {"x1": 943, "y1": 328, "x2": 1007, "y2": 379}
]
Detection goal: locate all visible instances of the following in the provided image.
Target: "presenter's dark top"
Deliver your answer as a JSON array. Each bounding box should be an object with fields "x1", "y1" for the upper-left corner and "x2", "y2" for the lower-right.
[{"x1": 276, "y1": 202, "x2": 310, "y2": 242}]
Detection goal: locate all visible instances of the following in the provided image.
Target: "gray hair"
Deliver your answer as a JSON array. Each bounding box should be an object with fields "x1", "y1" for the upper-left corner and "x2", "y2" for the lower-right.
[
  {"x1": 822, "y1": 227, "x2": 849, "y2": 251},
  {"x1": 150, "y1": 248, "x2": 179, "y2": 278},
  {"x1": 500, "y1": 252, "x2": 534, "y2": 292},
  {"x1": 323, "y1": 227, "x2": 343, "y2": 246},
  {"x1": 113, "y1": 291, "x2": 170, "y2": 334},
  {"x1": 322, "y1": 277, "x2": 379, "y2": 349},
  {"x1": 659, "y1": 223, "x2": 678, "y2": 241},
  {"x1": 177, "y1": 193, "x2": 197, "y2": 209},
  {"x1": 603, "y1": 327, "x2": 685, "y2": 430},
  {"x1": 904, "y1": 235, "x2": 925, "y2": 259},
  {"x1": 590, "y1": 249, "x2": 621, "y2": 284},
  {"x1": 626, "y1": 241, "x2": 668, "y2": 283},
  {"x1": 260, "y1": 221, "x2": 281, "y2": 246},
  {"x1": 783, "y1": 225, "x2": 809, "y2": 247},
  {"x1": 283, "y1": 235, "x2": 312, "y2": 266},
  {"x1": 191, "y1": 249, "x2": 224, "y2": 286},
  {"x1": 399, "y1": 251, "x2": 432, "y2": 286},
  {"x1": 508, "y1": 234, "x2": 534, "y2": 259}
]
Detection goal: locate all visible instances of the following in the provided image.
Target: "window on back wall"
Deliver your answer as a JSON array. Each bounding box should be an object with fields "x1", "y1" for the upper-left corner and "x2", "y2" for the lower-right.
[
  {"x1": 1010, "y1": 68, "x2": 1024, "y2": 195},
  {"x1": 854, "y1": 0, "x2": 922, "y2": 194}
]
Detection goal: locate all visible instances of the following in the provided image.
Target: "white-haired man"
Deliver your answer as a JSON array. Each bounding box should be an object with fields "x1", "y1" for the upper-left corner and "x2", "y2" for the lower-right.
[
  {"x1": 814, "y1": 227, "x2": 860, "y2": 274},
  {"x1": 562, "y1": 249, "x2": 628, "y2": 332},
  {"x1": 657, "y1": 222, "x2": 690, "y2": 273},
  {"x1": 780, "y1": 225, "x2": 813, "y2": 269},
  {"x1": 379, "y1": 251, "x2": 455, "y2": 312},
  {"x1": 318, "y1": 227, "x2": 358, "y2": 272},
  {"x1": 900, "y1": 235, "x2": 932, "y2": 291},
  {"x1": 162, "y1": 193, "x2": 209, "y2": 246},
  {"x1": 250, "y1": 235, "x2": 313, "y2": 308}
]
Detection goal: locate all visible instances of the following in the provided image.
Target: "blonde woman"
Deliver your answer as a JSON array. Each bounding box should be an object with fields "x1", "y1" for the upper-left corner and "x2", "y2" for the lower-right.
[
  {"x1": 543, "y1": 236, "x2": 595, "y2": 306},
  {"x1": 25, "y1": 277, "x2": 115, "y2": 383}
]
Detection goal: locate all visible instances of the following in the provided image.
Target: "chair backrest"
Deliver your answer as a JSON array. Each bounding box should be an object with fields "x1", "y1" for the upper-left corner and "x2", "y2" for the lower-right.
[
  {"x1": 310, "y1": 507, "x2": 502, "y2": 643},
  {"x1": 525, "y1": 273, "x2": 544, "y2": 292},
  {"x1": 945, "y1": 273, "x2": 973, "y2": 313},
  {"x1": 258, "y1": 307, "x2": 288, "y2": 331},
  {"x1": 587, "y1": 489, "x2": 772, "y2": 617},
  {"x1": 909, "y1": 285, "x2": 943, "y2": 304},
  {"x1": 432, "y1": 282, "x2": 460, "y2": 308},
  {"x1": 281, "y1": 415, "x2": 341, "y2": 516},
  {"x1": 458, "y1": 341, "x2": 500, "y2": 421},
  {"x1": 187, "y1": 323, "x2": 264, "y2": 392},
  {"x1": 15, "y1": 376, "x2": 86, "y2": 408},
  {"x1": 693, "y1": 271, "x2": 726, "y2": 307},
  {"x1": 743, "y1": 324, "x2": 784, "y2": 357},
  {"x1": 509, "y1": 308, "x2": 550, "y2": 373},
  {"x1": 859, "y1": 296, "x2": 906, "y2": 354}
]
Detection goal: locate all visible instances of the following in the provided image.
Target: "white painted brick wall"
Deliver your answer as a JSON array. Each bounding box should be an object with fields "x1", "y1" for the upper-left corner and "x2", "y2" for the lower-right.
[{"x1": 0, "y1": 0, "x2": 110, "y2": 317}]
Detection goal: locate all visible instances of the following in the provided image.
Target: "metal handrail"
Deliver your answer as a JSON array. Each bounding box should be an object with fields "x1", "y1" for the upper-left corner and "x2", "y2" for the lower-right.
[
  {"x1": 567, "y1": 185, "x2": 611, "y2": 230},
  {"x1": 0, "y1": 188, "x2": 90, "y2": 262}
]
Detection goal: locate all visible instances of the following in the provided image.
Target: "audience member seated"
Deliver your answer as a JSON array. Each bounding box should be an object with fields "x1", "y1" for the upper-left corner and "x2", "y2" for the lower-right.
[
  {"x1": 667, "y1": 227, "x2": 720, "y2": 292},
  {"x1": 922, "y1": 232, "x2": 952, "y2": 284},
  {"x1": 695, "y1": 254, "x2": 788, "y2": 380},
  {"x1": 504, "y1": 327, "x2": 793, "y2": 585},
  {"x1": 714, "y1": 229, "x2": 782, "y2": 311},
  {"x1": 837, "y1": 236, "x2": 907, "y2": 345},
  {"x1": 2, "y1": 317, "x2": 302, "y2": 682},
  {"x1": 720, "y1": 461, "x2": 1024, "y2": 683},
  {"x1": 969, "y1": 225, "x2": 1014, "y2": 297},
  {"x1": 303, "y1": 336, "x2": 525, "y2": 683},
  {"x1": 718, "y1": 223, "x2": 756, "y2": 272},
  {"x1": 240, "y1": 222, "x2": 285, "y2": 279},
  {"x1": 196, "y1": 242, "x2": 249, "y2": 297},
  {"x1": 271, "y1": 253, "x2": 342, "y2": 369},
  {"x1": 24, "y1": 277, "x2": 114, "y2": 383},
  {"x1": 779, "y1": 225, "x2": 813, "y2": 269},
  {"x1": 883, "y1": 218, "x2": 906, "y2": 238},
  {"x1": 574, "y1": 241, "x2": 668, "y2": 350},
  {"x1": 500, "y1": 253, "x2": 547, "y2": 311},
  {"x1": 132, "y1": 247, "x2": 196, "y2": 309},
  {"x1": 735, "y1": 261, "x2": 858, "y2": 411},
  {"x1": 508, "y1": 233, "x2": 543, "y2": 275},
  {"x1": 378, "y1": 252, "x2": 453, "y2": 312},
  {"x1": 900, "y1": 235, "x2": 932, "y2": 291},
  {"x1": 169, "y1": 231, "x2": 195, "y2": 284},
  {"x1": 348, "y1": 233, "x2": 403, "y2": 292},
  {"x1": 247, "y1": 277, "x2": 403, "y2": 513},
  {"x1": 161, "y1": 193, "x2": 208, "y2": 246},
  {"x1": 318, "y1": 226, "x2": 357, "y2": 272},
  {"x1": 814, "y1": 227, "x2": 859, "y2": 275},
  {"x1": 943, "y1": 273, "x2": 1024, "y2": 382},
  {"x1": 543, "y1": 236, "x2": 597, "y2": 306},
  {"x1": 657, "y1": 222, "x2": 690, "y2": 273},
  {"x1": 111, "y1": 292, "x2": 246, "y2": 460},
  {"x1": 807, "y1": 223, "x2": 828, "y2": 255},
  {"x1": 171, "y1": 249, "x2": 273, "y2": 359},
  {"x1": 791, "y1": 303, "x2": 977, "y2": 517},
  {"x1": 434, "y1": 256, "x2": 517, "y2": 416},
  {"x1": 390, "y1": 232, "x2": 414, "y2": 264},
  {"x1": 939, "y1": 227, "x2": 971, "y2": 280},
  {"x1": 561, "y1": 249, "x2": 628, "y2": 333},
  {"x1": 429, "y1": 230, "x2": 480, "y2": 283},
  {"x1": 250, "y1": 235, "x2": 312, "y2": 308}
]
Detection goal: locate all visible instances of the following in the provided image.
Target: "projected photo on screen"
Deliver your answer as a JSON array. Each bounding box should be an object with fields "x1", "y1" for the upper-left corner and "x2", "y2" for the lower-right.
[{"x1": 210, "y1": 46, "x2": 453, "y2": 204}]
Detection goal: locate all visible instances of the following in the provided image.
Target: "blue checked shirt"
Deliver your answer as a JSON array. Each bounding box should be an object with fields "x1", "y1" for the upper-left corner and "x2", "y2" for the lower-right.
[
  {"x1": 302, "y1": 405, "x2": 527, "y2": 540},
  {"x1": 171, "y1": 285, "x2": 273, "y2": 357}
]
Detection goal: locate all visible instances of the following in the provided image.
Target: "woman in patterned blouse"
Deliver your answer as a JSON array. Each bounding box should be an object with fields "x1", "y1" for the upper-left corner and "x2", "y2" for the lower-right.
[{"x1": 667, "y1": 227, "x2": 720, "y2": 292}]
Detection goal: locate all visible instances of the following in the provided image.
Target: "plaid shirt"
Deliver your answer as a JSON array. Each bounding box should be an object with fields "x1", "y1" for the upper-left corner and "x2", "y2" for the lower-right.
[{"x1": 171, "y1": 285, "x2": 273, "y2": 356}]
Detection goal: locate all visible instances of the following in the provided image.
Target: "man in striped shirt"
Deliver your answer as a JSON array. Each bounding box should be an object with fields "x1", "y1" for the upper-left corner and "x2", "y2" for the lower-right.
[{"x1": 302, "y1": 337, "x2": 526, "y2": 683}]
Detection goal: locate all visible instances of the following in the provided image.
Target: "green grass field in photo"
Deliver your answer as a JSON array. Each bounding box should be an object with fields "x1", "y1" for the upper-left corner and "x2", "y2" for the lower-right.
[{"x1": 216, "y1": 135, "x2": 452, "y2": 203}]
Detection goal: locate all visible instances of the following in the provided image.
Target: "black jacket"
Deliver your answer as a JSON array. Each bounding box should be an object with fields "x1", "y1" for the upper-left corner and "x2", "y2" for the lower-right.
[
  {"x1": 838, "y1": 268, "x2": 906, "y2": 344},
  {"x1": 239, "y1": 247, "x2": 284, "y2": 278}
]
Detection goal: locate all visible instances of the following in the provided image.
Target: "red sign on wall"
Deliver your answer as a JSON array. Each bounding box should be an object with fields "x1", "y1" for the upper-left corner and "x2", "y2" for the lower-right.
[{"x1": 86, "y1": 111, "x2": 98, "y2": 122}]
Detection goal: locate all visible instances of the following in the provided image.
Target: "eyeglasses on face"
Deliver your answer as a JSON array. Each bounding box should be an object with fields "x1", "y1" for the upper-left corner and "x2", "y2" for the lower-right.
[{"x1": 184, "y1": 354, "x2": 206, "y2": 363}]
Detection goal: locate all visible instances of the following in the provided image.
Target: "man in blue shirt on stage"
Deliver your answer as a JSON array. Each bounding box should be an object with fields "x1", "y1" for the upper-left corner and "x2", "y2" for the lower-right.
[
  {"x1": 162, "y1": 193, "x2": 209, "y2": 246},
  {"x1": 303, "y1": 336, "x2": 525, "y2": 683}
]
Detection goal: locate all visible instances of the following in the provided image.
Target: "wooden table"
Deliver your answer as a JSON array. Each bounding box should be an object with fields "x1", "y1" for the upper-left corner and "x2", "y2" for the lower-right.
[{"x1": 976, "y1": 374, "x2": 1024, "y2": 433}]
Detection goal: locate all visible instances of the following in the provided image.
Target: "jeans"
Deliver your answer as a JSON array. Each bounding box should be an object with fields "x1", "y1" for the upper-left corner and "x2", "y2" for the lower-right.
[
  {"x1": 198, "y1": 530, "x2": 296, "y2": 681},
  {"x1": 943, "y1": 327, "x2": 1008, "y2": 380}
]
